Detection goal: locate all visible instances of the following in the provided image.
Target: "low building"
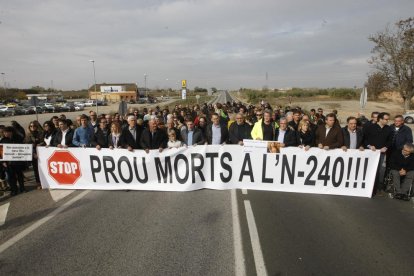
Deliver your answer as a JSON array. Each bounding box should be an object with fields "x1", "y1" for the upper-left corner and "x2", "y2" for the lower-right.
[{"x1": 89, "y1": 83, "x2": 138, "y2": 102}]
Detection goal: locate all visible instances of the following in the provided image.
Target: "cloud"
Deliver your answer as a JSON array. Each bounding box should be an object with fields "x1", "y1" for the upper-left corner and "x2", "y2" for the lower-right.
[{"x1": 0, "y1": 0, "x2": 413, "y2": 90}]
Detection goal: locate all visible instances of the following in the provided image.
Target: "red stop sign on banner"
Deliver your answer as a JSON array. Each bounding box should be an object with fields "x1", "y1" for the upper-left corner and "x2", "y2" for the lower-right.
[{"x1": 47, "y1": 151, "x2": 81, "y2": 185}]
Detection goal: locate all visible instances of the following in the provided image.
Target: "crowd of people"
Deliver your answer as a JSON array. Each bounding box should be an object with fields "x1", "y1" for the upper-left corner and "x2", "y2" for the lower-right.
[{"x1": 0, "y1": 101, "x2": 413, "y2": 199}]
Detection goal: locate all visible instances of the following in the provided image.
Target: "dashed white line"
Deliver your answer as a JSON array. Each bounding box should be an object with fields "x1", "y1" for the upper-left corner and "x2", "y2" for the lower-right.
[
  {"x1": 0, "y1": 190, "x2": 90, "y2": 254},
  {"x1": 0, "y1": 203, "x2": 10, "y2": 226},
  {"x1": 242, "y1": 189, "x2": 248, "y2": 195},
  {"x1": 244, "y1": 200, "x2": 268, "y2": 276},
  {"x1": 231, "y1": 189, "x2": 246, "y2": 276}
]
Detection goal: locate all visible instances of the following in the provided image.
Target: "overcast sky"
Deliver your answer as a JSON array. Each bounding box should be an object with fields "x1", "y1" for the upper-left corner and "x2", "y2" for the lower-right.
[{"x1": 0, "y1": 0, "x2": 413, "y2": 90}]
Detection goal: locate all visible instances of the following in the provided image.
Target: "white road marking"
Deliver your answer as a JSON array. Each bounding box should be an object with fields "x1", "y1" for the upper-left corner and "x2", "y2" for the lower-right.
[
  {"x1": 242, "y1": 189, "x2": 248, "y2": 195},
  {"x1": 49, "y1": 189, "x2": 75, "y2": 202},
  {"x1": 244, "y1": 200, "x2": 268, "y2": 276},
  {"x1": 0, "y1": 203, "x2": 10, "y2": 226},
  {"x1": 231, "y1": 189, "x2": 246, "y2": 276},
  {"x1": 0, "y1": 190, "x2": 90, "y2": 254}
]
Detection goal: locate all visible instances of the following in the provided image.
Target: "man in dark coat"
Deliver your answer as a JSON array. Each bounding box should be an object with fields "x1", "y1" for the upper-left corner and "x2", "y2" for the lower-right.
[
  {"x1": 51, "y1": 119, "x2": 74, "y2": 148},
  {"x1": 315, "y1": 113, "x2": 344, "y2": 150},
  {"x1": 181, "y1": 119, "x2": 205, "y2": 146},
  {"x1": 274, "y1": 117, "x2": 299, "y2": 147},
  {"x1": 341, "y1": 116, "x2": 364, "y2": 150},
  {"x1": 120, "y1": 115, "x2": 143, "y2": 151},
  {"x1": 228, "y1": 113, "x2": 252, "y2": 145},
  {"x1": 390, "y1": 115, "x2": 413, "y2": 153},
  {"x1": 140, "y1": 118, "x2": 168, "y2": 153},
  {"x1": 363, "y1": 112, "x2": 393, "y2": 196},
  {"x1": 389, "y1": 143, "x2": 414, "y2": 200}
]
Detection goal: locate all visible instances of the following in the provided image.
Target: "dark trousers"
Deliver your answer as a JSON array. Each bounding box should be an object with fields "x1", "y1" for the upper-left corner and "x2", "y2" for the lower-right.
[
  {"x1": 374, "y1": 153, "x2": 386, "y2": 193},
  {"x1": 7, "y1": 164, "x2": 25, "y2": 193},
  {"x1": 32, "y1": 158, "x2": 40, "y2": 184}
]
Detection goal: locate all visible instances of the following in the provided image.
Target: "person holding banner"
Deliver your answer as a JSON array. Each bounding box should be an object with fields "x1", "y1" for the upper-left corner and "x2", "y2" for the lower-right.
[
  {"x1": 140, "y1": 118, "x2": 168, "y2": 153},
  {"x1": 108, "y1": 122, "x2": 122, "y2": 149},
  {"x1": 121, "y1": 115, "x2": 143, "y2": 151},
  {"x1": 167, "y1": 129, "x2": 183, "y2": 149},
  {"x1": 315, "y1": 113, "x2": 344, "y2": 150},
  {"x1": 297, "y1": 120, "x2": 314, "y2": 150},
  {"x1": 251, "y1": 110, "x2": 277, "y2": 141},
  {"x1": 1, "y1": 127, "x2": 26, "y2": 196},
  {"x1": 72, "y1": 114, "x2": 95, "y2": 148},
  {"x1": 91, "y1": 118, "x2": 110, "y2": 150},
  {"x1": 51, "y1": 119, "x2": 74, "y2": 148},
  {"x1": 274, "y1": 117, "x2": 299, "y2": 147},
  {"x1": 228, "y1": 113, "x2": 252, "y2": 145},
  {"x1": 206, "y1": 113, "x2": 229, "y2": 145},
  {"x1": 341, "y1": 116, "x2": 364, "y2": 151},
  {"x1": 181, "y1": 117, "x2": 205, "y2": 146},
  {"x1": 363, "y1": 112, "x2": 393, "y2": 196}
]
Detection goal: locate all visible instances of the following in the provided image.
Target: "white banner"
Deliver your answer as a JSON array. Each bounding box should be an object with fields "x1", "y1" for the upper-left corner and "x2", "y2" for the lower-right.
[
  {"x1": 0, "y1": 144, "x2": 32, "y2": 161},
  {"x1": 37, "y1": 146, "x2": 380, "y2": 198}
]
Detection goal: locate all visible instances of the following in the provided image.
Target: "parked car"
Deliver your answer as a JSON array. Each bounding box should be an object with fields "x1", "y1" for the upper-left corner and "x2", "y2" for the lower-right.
[
  {"x1": 60, "y1": 103, "x2": 75, "y2": 112},
  {"x1": 74, "y1": 104, "x2": 84, "y2": 111},
  {"x1": 84, "y1": 100, "x2": 96, "y2": 107},
  {"x1": 74, "y1": 101, "x2": 85, "y2": 108},
  {"x1": 43, "y1": 103, "x2": 56, "y2": 113},
  {"x1": 14, "y1": 106, "x2": 29, "y2": 115},
  {"x1": 0, "y1": 105, "x2": 15, "y2": 116}
]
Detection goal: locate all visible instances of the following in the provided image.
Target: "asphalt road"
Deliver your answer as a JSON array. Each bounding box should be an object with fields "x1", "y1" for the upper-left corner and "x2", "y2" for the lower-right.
[{"x1": 0, "y1": 188, "x2": 413, "y2": 275}]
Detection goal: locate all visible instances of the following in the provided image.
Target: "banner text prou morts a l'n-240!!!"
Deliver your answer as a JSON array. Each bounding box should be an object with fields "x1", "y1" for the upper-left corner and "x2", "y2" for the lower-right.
[{"x1": 38, "y1": 145, "x2": 380, "y2": 198}]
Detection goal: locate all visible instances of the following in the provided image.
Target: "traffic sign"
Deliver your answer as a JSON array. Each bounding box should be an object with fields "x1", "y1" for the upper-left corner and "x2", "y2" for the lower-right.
[{"x1": 48, "y1": 151, "x2": 81, "y2": 185}]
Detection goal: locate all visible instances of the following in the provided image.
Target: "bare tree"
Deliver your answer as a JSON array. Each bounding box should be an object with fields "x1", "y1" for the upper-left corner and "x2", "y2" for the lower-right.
[
  {"x1": 369, "y1": 17, "x2": 414, "y2": 111},
  {"x1": 365, "y1": 71, "x2": 389, "y2": 100}
]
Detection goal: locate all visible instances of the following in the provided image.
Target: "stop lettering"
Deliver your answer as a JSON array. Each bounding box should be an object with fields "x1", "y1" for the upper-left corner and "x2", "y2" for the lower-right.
[{"x1": 48, "y1": 151, "x2": 81, "y2": 185}]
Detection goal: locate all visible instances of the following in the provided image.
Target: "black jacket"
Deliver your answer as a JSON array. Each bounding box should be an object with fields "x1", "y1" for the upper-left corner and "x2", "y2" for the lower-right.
[
  {"x1": 228, "y1": 122, "x2": 252, "y2": 144},
  {"x1": 91, "y1": 128, "x2": 110, "y2": 148},
  {"x1": 274, "y1": 128, "x2": 299, "y2": 147},
  {"x1": 363, "y1": 123, "x2": 393, "y2": 149},
  {"x1": 390, "y1": 124, "x2": 413, "y2": 151},
  {"x1": 342, "y1": 127, "x2": 364, "y2": 149},
  {"x1": 181, "y1": 127, "x2": 205, "y2": 146},
  {"x1": 389, "y1": 150, "x2": 414, "y2": 171},
  {"x1": 120, "y1": 126, "x2": 143, "y2": 149},
  {"x1": 298, "y1": 130, "x2": 314, "y2": 147},
  {"x1": 206, "y1": 123, "x2": 229, "y2": 144},
  {"x1": 51, "y1": 128, "x2": 75, "y2": 147},
  {"x1": 140, "y1": 128, "x2": 168, "y2": 149}
]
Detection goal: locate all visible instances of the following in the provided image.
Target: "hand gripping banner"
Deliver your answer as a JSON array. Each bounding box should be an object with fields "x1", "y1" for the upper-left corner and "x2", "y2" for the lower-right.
[{"x1": 37, "y1": 145, "x2": 380, "y2": 198}]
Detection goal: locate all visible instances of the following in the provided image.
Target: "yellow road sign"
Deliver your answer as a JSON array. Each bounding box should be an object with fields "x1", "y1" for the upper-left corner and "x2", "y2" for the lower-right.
[{"x1": 181, "y1": 80, "x2": 187, "y2": 88}]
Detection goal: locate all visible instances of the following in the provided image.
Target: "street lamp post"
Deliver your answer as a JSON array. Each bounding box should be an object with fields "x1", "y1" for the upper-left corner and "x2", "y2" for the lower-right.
[
  {"x1": 89, "y1": 60, "x2": 98, "y2": 114},
  {"x1": 1, "y1": 73, "x2": 5, "y2": 99},
  {"x1": 144, "y1": 74, "x2": 147, "y2": 99}
]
